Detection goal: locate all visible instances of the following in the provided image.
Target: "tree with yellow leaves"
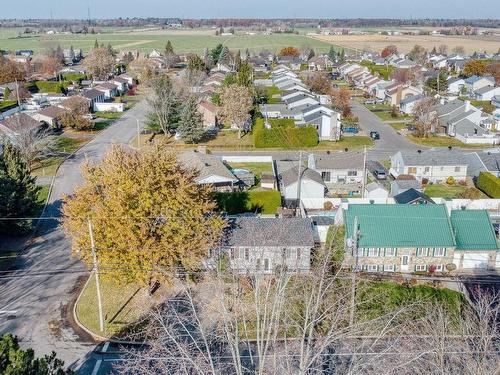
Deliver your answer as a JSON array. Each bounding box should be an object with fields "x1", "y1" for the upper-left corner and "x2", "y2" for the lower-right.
[{"x1": 63, "y1": 143, "x2": 226, "y2": 288}]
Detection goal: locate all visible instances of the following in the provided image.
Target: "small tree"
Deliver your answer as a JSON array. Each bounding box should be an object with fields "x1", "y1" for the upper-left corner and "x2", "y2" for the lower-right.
[
  {"x1": 59, "y1": 97, "x2": 93, "y2": 131},
  {"x1": 177, "y1": 95, "x2": 205, "y2": 144},
  {"x1": 330, "y1": 86, "x2": 351, "y2": 117},
  {"x1": 381, "y1": 44, "x2": 398, "y2": 58},
  {"x1": 279, "y1": 46, "x2": 300, "y2": 57},
  {"x1": 84, "y1": 47, "x2": 115, "y2": 80},
  {"x1": 219, "y1": 85, "x2": 253, "y2": 139}
]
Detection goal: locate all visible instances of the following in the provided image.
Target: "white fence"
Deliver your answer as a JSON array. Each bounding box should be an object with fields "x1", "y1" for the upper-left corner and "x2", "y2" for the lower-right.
[
  {"x1": 94, "y1": 102, "x2": 124, "y2": 112},
  {"x1": 433, "y1": 198, "x2": 500, "y2": 212},
  {"x1": 302, "y1": 197, "x2": 395, "y2": 210},
  {"x1": 220, "y1": 155, "x2": 273, "y2": 164},
  {"x1": 455, "y1": 133, "x2": 499, "y2": 145}
]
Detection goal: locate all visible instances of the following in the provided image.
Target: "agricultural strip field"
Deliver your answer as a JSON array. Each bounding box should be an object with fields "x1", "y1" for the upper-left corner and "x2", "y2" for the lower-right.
[
  {"x1": 310, "y1": 33, "x2": 500, "y2": 54},
  {"x1": 0, "y1": 28, "x2": 341, "y2": 54}
]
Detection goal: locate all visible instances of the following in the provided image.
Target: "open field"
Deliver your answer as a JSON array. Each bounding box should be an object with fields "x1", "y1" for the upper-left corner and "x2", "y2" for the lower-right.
[
  {"x1": 0, "y1": 28, "x2": 338, "y2": 54},
  {"x1": 310, "y1": 33, "x2": 500, "y2": 54}
]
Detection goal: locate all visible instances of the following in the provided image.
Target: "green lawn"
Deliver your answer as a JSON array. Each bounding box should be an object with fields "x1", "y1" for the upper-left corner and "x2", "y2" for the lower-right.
[
  {"x1": 424, "y1": 184, "x2": 467, "y2": 198},
  {"x1": 366, "y1": 103, "x2": 392, "y2": 111},
  {"x1": 227, "y1": 162, "x2": 274, "y2": 186},
  {"x1": 266, "y1": 86, "x2": 283, "y2": 104},
  {"x1": 316, "y1": 136, "x2": 374, "y2": 150},
  {"x1": 406, "y1": 135, "x2": 490, "y2": 149},
  {"x1": 374, "y1": 111, "x2": 410, "y2": 122},
  {"x1": 75, "y1": 275, "x2": 153, "y2": 337},
  {"x1": 50, "y1": 136, "x2": 87, "y2": 153},
  {"x1": 215, "y1": 190, "x2": 282, "y2": 215},
  {"x1": 0, "y1": 100, "x2": 17, "y2": 112},
  {"x1": 360, "y1": 60, "x2": 395, "y2": 80},
  {"x1": 389, "y1": 122, "x2": 407, "y2": 131},
  {"x1": 0, "y1": 29, "x2": 338, "y2": 55},
  {"x1": 31, "y1": 156, "x2": 64, "y2": 177},
  {"x1": 33, "y1": 81, "x2": 68, "y2": 93},
  {"x1": 95, "y1": 111, "x2": 125, "y2": 120}
]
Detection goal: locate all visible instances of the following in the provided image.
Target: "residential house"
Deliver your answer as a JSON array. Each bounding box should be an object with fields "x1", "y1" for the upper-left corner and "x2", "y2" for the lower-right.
[
  {"x1": 307, "y1": 153, "x2": 365, "y2": 196},
  {"x1": 0, "y1": 113, "x2": 44, "y2": 137},
  {"x1": 148, "y1": 49, "x2": 162, "y2": 58},
  {"x1": 278, "y1": 163, "x2": 326, "y2": 203},
  {"x1": 80, "y1": 89, "x2": 105, "y2": 111},
  {"x1": 31, "y1": 105, "x2": 66, "y2": 128},
  {"x1": 343, "y1": 204, "x2": 459, "y2": 273},
  {"x1": 390, "y1": 179, "x2": 422, "y2": 197},
  {"x1": 364, "y1": 182, "x2": 389, "y2": 199},
  {"x1": 94, "y1": 82, "x2": 119, "y2": 100},
  {"x1": 198, "y1": 100, "x2": 220, "y2": 129},
  {"x1": 110, "y1": 77, "x2": 129, "y2": 93},
  {"x1": 400, "y1": 94, "x2": 426, "y2": 115},
  {"x1": 446, "y1": 77, "x2": 466, "y2": 95},
  {"x1": 465, "y1": 151, "x2": 500, "y2": 178},
  {"x1": 464, "y1": 75, "x2": 495, "y2": 94},
  {"x1": 298, "y1": 107, "x2": 341, "y2": 141},
  {"x1": 394, "y1": 58, "x2": 417, "y2": 69},
  {"x1": 390, "y1": 150, "x2": 468, "y2": 183},
  {"x1": 178, "y1": 149, "x2": 239, "y2": 191},
  {"x1": 474, "y1": 86, "x2": 500, "y2": 101},
  {"x1": 119, "y1": 73, "x2": 134, "y2": 86},
  {"x1": 393, "y1": 188, "x2": 435, "y2": 205},
  {"x1": 385, "y1": 85, "x2": 422, "y2": 107},
  {"x1": 308, "y1": 55, "x2": 333, "y2": 71},
  {"x1": 284, "y1": 93, "x2": 319, "y2": 109},
  {"x1": 215, "y1": 217, "x2": 315, "y2": 275},
  {"x1": 450, "y1": 210, "x2": 499, "y2": 270}
]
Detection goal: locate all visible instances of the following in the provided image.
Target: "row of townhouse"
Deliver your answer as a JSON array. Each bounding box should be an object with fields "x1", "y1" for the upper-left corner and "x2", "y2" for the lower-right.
[
  {"x1": 446, "y1": 75, "x2": 497, "y2": 97},
  {"x1": 205, "y1": 204, "x2": 499, "y2": 277},
  {"x1": 258, "y1": 65, "x2": 342, "y2": 142}
]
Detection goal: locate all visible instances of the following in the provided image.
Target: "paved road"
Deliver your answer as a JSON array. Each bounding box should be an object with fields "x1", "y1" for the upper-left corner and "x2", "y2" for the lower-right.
[
  {"x1": 350, "y1": 100, "x2": 422, "y2": 159},
  {"x1": 0, "y1": 100, "x2": 149, "y2": 370}
]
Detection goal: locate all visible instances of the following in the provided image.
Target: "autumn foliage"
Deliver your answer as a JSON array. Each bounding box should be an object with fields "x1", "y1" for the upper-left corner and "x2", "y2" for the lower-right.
[
  {"x1": 279, "y1": 47, "x2": 300, "y2": 57},
  {"x1": 381, "y1": 45, "x2": 398, "y2": 58}
]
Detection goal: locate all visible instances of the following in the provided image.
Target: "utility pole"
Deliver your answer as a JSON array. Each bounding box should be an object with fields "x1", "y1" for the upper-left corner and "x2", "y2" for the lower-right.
[
  {"x1": 361, "y1": 146, "x2": 367, "y2": 198},
  {"x1": 14, "y1": 78, "x2": 20, "y2": 107},
  {"x1": 349, "y1": 216, "x2": 360, "y2": 327},
  {"x1": 88, "y1": 218, "x2": 105, "y2": 333},
  {"x1": 296, "y1": 150, "x2": 303, "y2": 217},
  {"x1": 136, "y1": 119, "x2": 141, "y2": 149}
]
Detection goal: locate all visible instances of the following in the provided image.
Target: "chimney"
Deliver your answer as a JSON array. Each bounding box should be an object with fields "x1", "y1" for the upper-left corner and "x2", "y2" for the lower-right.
[{"x1": 465, "y1": 100, "x2": 471, "y2": 112}]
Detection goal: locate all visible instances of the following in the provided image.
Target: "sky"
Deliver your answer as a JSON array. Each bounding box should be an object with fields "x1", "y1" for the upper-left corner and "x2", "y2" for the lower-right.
[{"x1": 2, "y1": 0, "x2": 499, "y2": 19}]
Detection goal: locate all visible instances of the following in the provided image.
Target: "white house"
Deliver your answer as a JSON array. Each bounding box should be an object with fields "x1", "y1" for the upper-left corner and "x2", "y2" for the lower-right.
[
  {"x1": 390, "y1": 150, "x2": 468, "y2": 183},
  {"x1": 464, "y1": 76, "x2": 495, "y2": 93},
  {"x1": 400, "y1": 94, "x2": 426, "y2": 115},
  {"x1": 446, "y1": 77, "x2": 465, "y2": 95},
  {"x1": 474, "y1": 86, "x2": 500, "y2": 101},
  {"x1": 279, "y1": 165, "x2": 326, "y2": 202}
]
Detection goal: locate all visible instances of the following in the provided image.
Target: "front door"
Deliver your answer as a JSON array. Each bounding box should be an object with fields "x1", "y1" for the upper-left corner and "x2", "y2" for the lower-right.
[{"x1": 401, "y1": 255, "x2": 409, "y2": 272}]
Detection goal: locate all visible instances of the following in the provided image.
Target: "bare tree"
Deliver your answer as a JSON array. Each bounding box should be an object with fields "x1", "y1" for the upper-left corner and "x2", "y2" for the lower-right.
[
  {"x1": 219, "y1": 85, "x2": 253, "y2": 139},
  {"x1": 412, "y1": 97, "x2": 438, "y2": 137}
]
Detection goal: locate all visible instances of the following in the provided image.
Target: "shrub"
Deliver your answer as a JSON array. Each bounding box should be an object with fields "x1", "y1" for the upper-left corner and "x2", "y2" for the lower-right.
[
  {"x1": 446, "y1": 176, "x2": 455, "y2": 185},
  {"x1": 421, "y1": 178, "x2": 429, "y2": 186},
  {"x1": 476, "y1": 172, "x2": 500, "y2": 198},
  {"x1": 428, "y1": 265, "x2": 436, "y2": 274},
  {"x1": 253, "y1": 118, "x2": 318, "y2": 149},
  {"x1": 323, "y1": 201, "x2": 334, "y2": 211}
]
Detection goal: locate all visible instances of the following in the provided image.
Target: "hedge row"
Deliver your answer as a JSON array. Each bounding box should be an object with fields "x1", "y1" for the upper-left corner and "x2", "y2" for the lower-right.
[
  {"x1": 476, "y1": 172, "x2": 500, "y2": 198},
  {"x1": 253, "y1": 118, "x2": 318, "y2": 149}
]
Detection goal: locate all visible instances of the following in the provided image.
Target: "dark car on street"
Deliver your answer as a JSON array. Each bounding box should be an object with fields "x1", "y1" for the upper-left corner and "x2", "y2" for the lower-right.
[{"x1": 369, "y1": 131, "x2": 380, "y2": 140}]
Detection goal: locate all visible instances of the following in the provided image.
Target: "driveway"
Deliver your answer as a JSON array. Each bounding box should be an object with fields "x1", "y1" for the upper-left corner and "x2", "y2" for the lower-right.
[
  {"x1": 350, "y1": 100, "x2": 422, "y2": 159},
  {"x1": 0, "y1": 100, "x2": 149, "y2": 369}
]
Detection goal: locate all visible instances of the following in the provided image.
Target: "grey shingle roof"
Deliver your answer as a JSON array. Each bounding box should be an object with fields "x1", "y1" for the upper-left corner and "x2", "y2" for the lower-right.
[
  {"x1": 474, "y1": 85, "x2": 495, "y2": 95},
  {"x1": 392, "y1": 179, "x2": 421, "y2": 190},
  {"x1": 398, "y1": 150, "x2": 468, "y2": 166},
  {"x1": 394, "y1": 189, "x2": 434, "y2": 204},
  {"x1": 81, "y1": 89, "x2": 103, "y2": 100},
  {"x1": 453, "y1": 118, "x2": 485, "y2": 136},
  {"x1": 435, "y1": 100, "x2": 464, "y2": 117},
  {"x1": 225, "y1": 218, "x2": 315, "y2": 247},
  {"x1": 178, "y1": 151, "x2": 237, "y2": 183},
  {"x1": 312, "y1": 153, "x2": 365, "y2": 170},
  {"x1": 467, "y1": 152, "x2": 500, "y2": 172},
  {"x1": 280, "y1": 166, "x2": 325, "y2": 187}
]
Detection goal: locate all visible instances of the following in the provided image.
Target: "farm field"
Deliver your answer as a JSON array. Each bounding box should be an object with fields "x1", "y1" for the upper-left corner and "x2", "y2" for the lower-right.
[
  {"x1": 0, "y1": 28, "x2": 338, "y2": 54},
  {"x1": 310, "y1": 33, "x2": 500, "y2": 54}
]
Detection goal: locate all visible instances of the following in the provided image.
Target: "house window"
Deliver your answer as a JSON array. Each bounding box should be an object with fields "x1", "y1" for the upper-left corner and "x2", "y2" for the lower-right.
[
  {"x1": 356, "y1": 248, "x2": 364, "y2": 257},
  {"x1": 297, "y1": 249, "x2": 301, "y2": 260},
  {"x1": 415, "y1": 265, "x2": 427, "y2": 272},
  {"x1": 434, "y1": 248, "x2": 445, "y2": 257},
  {"x1": 348, "y1": 171, "x2": 358, "y2": 176},
  {"x1": 322, "y1": 172, "x2": 331, "y2": 182},
  {"x1": 385, "y1": 248, "x2": 395, "y2": 257},
  {"x1": 424, "y1": 167, "x2": 430, "y2": 173},
  {"x1": 230, "y1": 249, "x2": 235, "y2": 260},
  {"x1": 256, "y1": 259, "x2": 261, "y2": 270},
  {"x1": 368, "y1": 248, "x2": 379, "y2": 257},
  {"x1": 416, "y1": 248, "x2": 429, "y2": 257},
  {"x1": 384, "y1": 264, "x2": 395, "y2": 272},
  {"x1": 367, "y1": 265, "x2": 378, "y2": 272},
  {"x1": 264, "y1": 259, "x2": 270, "y2": 271},
  {"x1": 440, "y1": 167, "x2": 444, "y2": 171},
  {"x1": 435, "y1": 265, "x2": 444, "y2": 272},
  {"x1": 408, "y1": 167, "x2": 417, "y2": 174},
  {"x1": 282, "y1": 248, "x2": 287, "y2": 259},
  {"x1": 244, "y1": 248, "x2": 249, "y2": 261}
]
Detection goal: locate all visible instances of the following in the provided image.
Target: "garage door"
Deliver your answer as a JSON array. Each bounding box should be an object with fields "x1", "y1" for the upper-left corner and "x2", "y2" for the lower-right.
[{"x1": 462, "y1": 253, "x2": 489, "y2": 269}]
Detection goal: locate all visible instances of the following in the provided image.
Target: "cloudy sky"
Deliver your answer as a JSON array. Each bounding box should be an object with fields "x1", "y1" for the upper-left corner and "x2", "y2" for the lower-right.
[{"x1": 3, "y1": 0, "x2": 499, "y2": 19}]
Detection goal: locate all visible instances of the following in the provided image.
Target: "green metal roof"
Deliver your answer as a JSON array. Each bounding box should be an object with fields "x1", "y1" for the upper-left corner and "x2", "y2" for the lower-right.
[
  {"x1": 344, "y1": 204, "x2": 455, "y2": 248},
  {"x1": 450, "y1": 210, "x2": 499, "y2": 251}
]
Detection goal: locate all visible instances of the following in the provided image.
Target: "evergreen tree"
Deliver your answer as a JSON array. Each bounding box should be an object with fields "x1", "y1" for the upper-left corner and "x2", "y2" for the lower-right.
[
  {"x1": 210, "y1": 44, "x2": 224, "y2": 65},
  {"x1": 339, "y1": 49, "x2": 346, "y2": 62},
  {"x1": 234, "y1": 50, "x2": 242, "y2": 71},
  {"x1": 177, "y1": 95, "x2": 205, "y2": 144},
  {"x1": 431, "y1": 46, "x2": 437, "y2": 55},
  {"x1": 107, "y1": 43, "x2": 115, "y2": 57},
  {"x1": 218, "y1": 46, "x2": 230, "y2": 65},
  {"x1": 165, "y1": 40, "x2": 174, "y2": 55},
  {"x1": 328, "y1": 46, "x2": 337, "y2": 62},
  {"x1": 69, "y1": 45, "x2": 75, "y2": 62},
  {"x1": 93, "y1": 39, "x2": 99, "y2": 49},
  {"x1": 245, "y1": 48, "x2": 251, "y2": 60},
  {"x1": 0, "y1": 141, "x2": 40, "y2": 234},
  {"x1": 307, "y1": 49, "x2": 315, "y2": 60},
  {"x1": 236, "y1": 61, "x2": 253, "y2": 87}
]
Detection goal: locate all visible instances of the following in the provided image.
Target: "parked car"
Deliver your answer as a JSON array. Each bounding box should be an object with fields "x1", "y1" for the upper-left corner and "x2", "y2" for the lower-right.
[
  {"x1": 369, "y1": 131, "x2": 380, "y2": 140},
  {"x1": 364, "y1": 99, "x2": 376, "y2": 105},
  {"x1": 343, "y1": 126, "x2": 359, "y2": 134},
  {"x1": 373, "y1": 169, "x2": 387, "y2": 180}
]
